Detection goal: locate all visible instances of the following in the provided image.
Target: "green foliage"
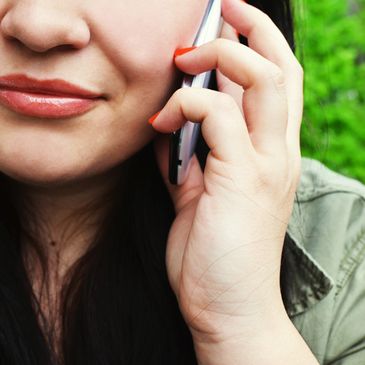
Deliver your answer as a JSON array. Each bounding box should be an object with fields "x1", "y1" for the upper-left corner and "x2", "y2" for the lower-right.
[{"x1": 294, "y1": 0, "x2": 365, "y2": 182}]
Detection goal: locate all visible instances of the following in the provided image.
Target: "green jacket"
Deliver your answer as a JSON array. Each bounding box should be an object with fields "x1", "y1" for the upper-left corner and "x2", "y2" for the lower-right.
[{"x1": 286, "y1": 157, "x2": 365, "y2": 364}]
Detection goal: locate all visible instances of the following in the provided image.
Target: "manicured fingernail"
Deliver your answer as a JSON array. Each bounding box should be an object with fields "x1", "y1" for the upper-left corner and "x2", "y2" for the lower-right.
[
  {"x1": 174, "y1": 46, "x2": 197, "y2": 59},
  {"x1": 148, "y1": 111, "x2": 160, "y2": 125}
]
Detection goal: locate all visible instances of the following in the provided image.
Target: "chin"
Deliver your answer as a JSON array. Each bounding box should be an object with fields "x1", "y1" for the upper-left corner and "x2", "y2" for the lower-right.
[
  {"x1": 0, "y1": 152, "x2": 99, "y2": 188},
  {"x1": 0, "y1": 135, "x2": 104, "y2": 187},
  {"x1": 2, "y1": 166, "x2": 86, "y2": 188}
]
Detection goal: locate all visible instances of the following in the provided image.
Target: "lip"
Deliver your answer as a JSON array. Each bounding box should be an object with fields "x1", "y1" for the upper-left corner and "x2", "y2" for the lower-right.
[{"x1": 0, "y1": 74, "x2": 105, "y2": 118}]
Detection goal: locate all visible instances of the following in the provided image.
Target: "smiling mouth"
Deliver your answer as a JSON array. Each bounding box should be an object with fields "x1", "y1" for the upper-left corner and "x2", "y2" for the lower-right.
[{"x1": 0, "y1": 73, "x2": 106, "y2": 119}]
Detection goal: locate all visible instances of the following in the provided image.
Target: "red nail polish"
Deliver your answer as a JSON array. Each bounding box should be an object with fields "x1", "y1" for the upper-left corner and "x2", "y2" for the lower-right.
[
  {"x1": 148, "y1": 111, "x2": 160, "y2": 125},
  {"x1": 174, "y1": 46, "x2": 197, "y2": 59}
]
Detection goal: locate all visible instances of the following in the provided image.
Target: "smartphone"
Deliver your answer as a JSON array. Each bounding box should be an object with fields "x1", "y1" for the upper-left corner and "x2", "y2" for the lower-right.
[{"x1": 169, "y1": 0, "x2": 223, "y2": 185}]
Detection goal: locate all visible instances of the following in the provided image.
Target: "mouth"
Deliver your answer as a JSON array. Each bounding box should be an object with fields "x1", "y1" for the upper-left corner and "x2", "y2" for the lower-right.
[{"x1": 0, "y1": 73, "x2": 107, "y2": 119}]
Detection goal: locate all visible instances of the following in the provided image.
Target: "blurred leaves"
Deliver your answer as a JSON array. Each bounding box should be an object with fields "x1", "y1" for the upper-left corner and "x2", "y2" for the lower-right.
[{"x1": 294, "y1": 0, "x2": 365, "y2": 181}]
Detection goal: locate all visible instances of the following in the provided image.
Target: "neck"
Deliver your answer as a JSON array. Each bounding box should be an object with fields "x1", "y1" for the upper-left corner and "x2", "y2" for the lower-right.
[
  {"x1": 12, "y1": 165, "x2": 124, "y2": 278},
  {"x1": 5, "y1": 165, "x2": 125, "y2": 349}
]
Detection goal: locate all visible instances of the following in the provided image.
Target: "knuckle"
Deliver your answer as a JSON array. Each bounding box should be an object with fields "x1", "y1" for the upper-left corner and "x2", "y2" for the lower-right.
[
  {"x1": 267, "y1": 64, "x2": 285, "y2": 88},
  {"x1": 171, "y1": 88, "x2": 196, "y2": 114},
  {"x1": 255, "y1": 11, "x2": 273, "y2": 26},
  {"x1": 212, "y1": 38, "x2": 229, "y2": 65},
  {"x1": 213, "y1": 37, "x2": 227, "y2": 51},
  {"x1": 214, "y1": 92, "x2": 237, "y2": 112},
  {"x1": 173, "y1": 87, "x2": 192, "y2": 107},
  {"x1": 174, "y1": 87, "x2": 186, "y2": 100},
  {"x1": 260, "y1": 13, "x2": 279, "y2": 33},
  {"x1": 256, "y1": 63, "x2": 286, "y2": 94},
  {"x1": 256, "y1": 62, "x2": 284, "y2": 86},
  {"x1": 254, "y1": 156, "x2": 288, "y2": 190}
]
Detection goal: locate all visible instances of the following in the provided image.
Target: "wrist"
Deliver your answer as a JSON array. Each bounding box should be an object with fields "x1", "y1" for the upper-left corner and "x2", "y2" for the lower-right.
[
  {"x1": 189, "y1": 288, "x2": 286, "y2": 346},
  {"x1": 192, "y1": 304, "x2": 319, "y2": 365}
]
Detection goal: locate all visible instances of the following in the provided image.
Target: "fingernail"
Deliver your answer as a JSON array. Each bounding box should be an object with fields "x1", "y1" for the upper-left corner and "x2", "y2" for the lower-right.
[
  {"x1": 148, "y1": 111, "x2": 160, "y2": 125},
  {"x1": 174, "y1": 46, "x2": 197, "y2": 59}
]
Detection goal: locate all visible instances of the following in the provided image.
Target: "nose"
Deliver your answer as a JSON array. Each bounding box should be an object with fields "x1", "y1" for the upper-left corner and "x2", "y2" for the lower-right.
[{"x1": 0, "y1": 2, "x2": 90, "y2": 52}]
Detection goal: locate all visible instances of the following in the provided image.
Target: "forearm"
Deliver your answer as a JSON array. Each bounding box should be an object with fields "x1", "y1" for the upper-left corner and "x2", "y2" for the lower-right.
[{"x1": 192, "y1": 308, "x2": 320, "y2": 365}]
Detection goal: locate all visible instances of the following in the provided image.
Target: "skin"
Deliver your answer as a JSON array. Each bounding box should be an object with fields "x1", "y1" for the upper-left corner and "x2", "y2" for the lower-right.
[
  {"x1": 0, "y1": 0, "x2": 320, "y2": 363},
  {"x1": 0, "y1": 0, "x2": 207, "y2": 355},
  {"x1": 0, "y1": 0, "x2": 206, "y2": 269}
]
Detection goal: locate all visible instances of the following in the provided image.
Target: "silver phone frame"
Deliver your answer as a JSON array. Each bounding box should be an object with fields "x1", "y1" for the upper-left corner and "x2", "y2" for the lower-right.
[{"x1": 170, "y1": 0, "x2": 223, "y2": 185}]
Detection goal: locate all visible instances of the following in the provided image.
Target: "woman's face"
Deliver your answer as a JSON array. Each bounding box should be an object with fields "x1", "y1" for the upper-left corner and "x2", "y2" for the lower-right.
[{"x1": 0, "y1": 0, "x2": 207, "y2": 186}]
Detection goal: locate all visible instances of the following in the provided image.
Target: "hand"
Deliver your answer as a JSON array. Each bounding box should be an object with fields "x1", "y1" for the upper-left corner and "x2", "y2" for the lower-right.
[{"x1": 150, "y1": 0, "x2": 303, "y2": 346}]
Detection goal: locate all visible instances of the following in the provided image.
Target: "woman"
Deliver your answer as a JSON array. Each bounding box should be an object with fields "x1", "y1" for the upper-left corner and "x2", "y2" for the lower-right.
[{"x1": 0, "y1": 0, "x2": 364, "y2": 364}]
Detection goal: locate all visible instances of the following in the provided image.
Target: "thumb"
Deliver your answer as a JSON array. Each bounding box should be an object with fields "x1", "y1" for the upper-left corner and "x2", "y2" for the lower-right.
[{"x1": 153, "y1": 134, "x2": 204, "y2": 214}]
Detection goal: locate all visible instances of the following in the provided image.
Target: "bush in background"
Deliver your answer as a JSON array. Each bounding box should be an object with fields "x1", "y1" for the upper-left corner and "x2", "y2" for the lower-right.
[{"x1": 294, "y1": 0, "x2": 365, "y2": 181}]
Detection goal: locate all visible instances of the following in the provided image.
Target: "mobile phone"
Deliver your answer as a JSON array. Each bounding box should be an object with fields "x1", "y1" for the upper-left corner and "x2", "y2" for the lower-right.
[{"x1": 169, "y1": 0, "x2": 223, "y2": 185}]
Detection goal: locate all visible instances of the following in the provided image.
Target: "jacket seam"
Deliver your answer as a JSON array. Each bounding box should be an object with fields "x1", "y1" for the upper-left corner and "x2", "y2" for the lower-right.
[
  {"x1": 335, "y1": 226, "x2": 365, "y2": 297},
  {"x1": 296, "y1": 189, "x2": 365, "y2": 204}
]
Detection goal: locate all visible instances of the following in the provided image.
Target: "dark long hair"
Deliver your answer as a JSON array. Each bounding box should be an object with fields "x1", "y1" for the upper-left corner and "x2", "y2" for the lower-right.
[{"x1": 0, "y1": 1, "x2": 296, "y2": 364}]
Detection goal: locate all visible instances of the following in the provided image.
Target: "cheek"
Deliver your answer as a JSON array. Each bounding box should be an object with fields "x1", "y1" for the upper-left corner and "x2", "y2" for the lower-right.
[
  {"x1": 0, "y1": 1, "x2": 209, "y2": 185},
  {"x1": 88, "y1": 1, "x2": 208, "y2": 82}
]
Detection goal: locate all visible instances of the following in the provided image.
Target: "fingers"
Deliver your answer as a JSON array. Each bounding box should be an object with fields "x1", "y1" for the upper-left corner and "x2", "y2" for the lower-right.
[
  {"x1": 221, "y1": 0, "x2": 303, "y2": 155},
  {"x1": 150, "y1": 87, "x2": 255, "y2": 165},
  {"x1": 174, "y1": 39, "x2": 288, "y2": 155},
  {"x1": 216, "y1": 20, "x2": 244, "y2": 114},
  {"x1": 222, "y1": 0, "x2": 295, "y2": 62}
]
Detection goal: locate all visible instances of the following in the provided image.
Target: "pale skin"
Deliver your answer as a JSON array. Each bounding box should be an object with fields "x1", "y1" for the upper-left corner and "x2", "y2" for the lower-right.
[{"x1": 0, "y1": 0, "x2": 319, "y2": 363}]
